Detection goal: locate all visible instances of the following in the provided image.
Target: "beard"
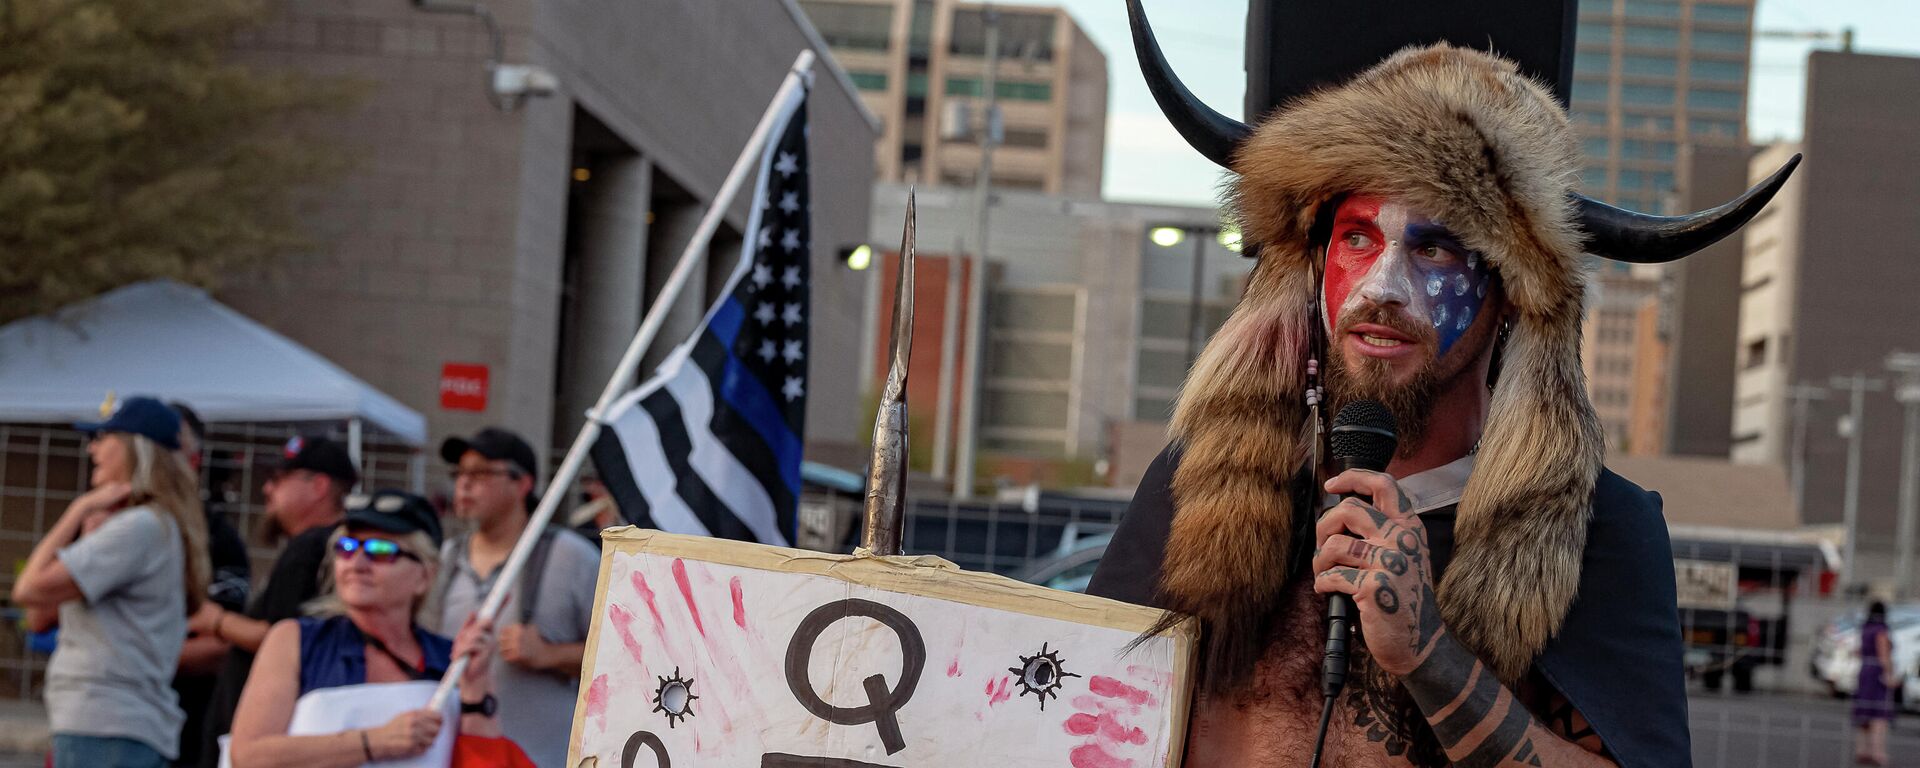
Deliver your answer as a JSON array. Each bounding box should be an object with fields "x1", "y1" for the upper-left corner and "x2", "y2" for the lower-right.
[{"x1": 1325, "y1": 303, "x2": 1441, "y2": 458}]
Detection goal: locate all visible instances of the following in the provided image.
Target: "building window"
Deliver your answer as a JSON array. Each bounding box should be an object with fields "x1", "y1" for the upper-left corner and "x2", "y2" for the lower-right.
[
  {"x1": 1622, "y1": 0, "x2": 1681, "y2": 19},
  {"x1": 1135, "y1": 397, "x2": 1176, "y2": 421},
  {"x1": 944, "y1": 78, "x2": 1053, "y2": 102},
  {"x1": 906, "y1": 72, "x2": 929, "y2": 97},
  {"x1": 1002, "y1": 128, "x2": 1049, "y2": 149},
  {"x1": 848, "y1": 71, "x2": 888, "y2": 91},
  {"x1": 1621, "y1": 84, "x2": 1676, "y2": 106},
  {"x1": 949, "y1": 10, "x2": 1056, "y2": 60},
  {"x1": 1621, "y1": 54, "x2": 1679, "y2": 77},
  {"x1": 1743, "y1": 338, "x2": 1767, "y2": 370},
  {"x1": 1575, "y1": 51, "x2": 1611, "y2": 75},
  {"x1": 1623, "y1": 24, "x2": 1681, "y2": 49},
  {"x1": 1692, "y1": 29, "x2": 1749, "y2": 53},
  {"x1": 1621, "y1": 139, "x2": 1677, "y2": 161},
  {"x1": 1692, "y1": 3, "x2": 1750, "y2": 24},
  {"x1": 990, "y1": 291, "x2": 1075, "y2": 332},
  {"x1": 800, "y1": 1, "x2": 895, "y2": 51},
  {"x1": 1623, "y1": 113, "x2": 1676, "y2": 132},
  {"x1": 984, "y1": 389, "x2": 1071, "y2": 430},
  {"x1": 1690, "y1": 59, "x2": 1747, "y2": 83},
  {"x1": 1690, "y1": 118, "x2": 1740, "y2": 139},
  {"x1": 1576, "y1": 21, "x2": 1614, "y2": 46},
  {"x1": 1689, "y1": 87, "x2": 1743, "y2": 112},
  {"x1": 988, "y1": 339, "x2": 1073, "y2": 382},
  {"x1": 1582, "y1": 137, "x2": 1610, "y2": 159},
  {"x1": 1578, "y1": 0, "x2": 1614, "y2": 14},
  {"x1": 1581, "y1": 165, "x2": 1608, "y2": 190},
  {"x1": 1572, "y1": 78, "x2": 1610, "y2": 105}
]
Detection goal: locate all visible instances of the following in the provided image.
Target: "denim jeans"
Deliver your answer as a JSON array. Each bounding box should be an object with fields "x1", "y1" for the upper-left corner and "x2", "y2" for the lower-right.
[{"x1": 51, "y1": 734, "x2": 167, "y2": 768}]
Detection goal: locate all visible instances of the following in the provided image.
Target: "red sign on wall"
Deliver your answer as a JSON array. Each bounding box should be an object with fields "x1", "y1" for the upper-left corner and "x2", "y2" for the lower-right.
[{"x1": 440, "y1": 363, "x2": 489, "y2": 412}]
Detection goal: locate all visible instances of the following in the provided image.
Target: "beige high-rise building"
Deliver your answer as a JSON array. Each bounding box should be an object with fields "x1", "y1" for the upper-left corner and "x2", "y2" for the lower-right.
[
  {"x1": 1732, "y1": 51, "x2": 1920, "y2": 574},
  {"x1": 1583, "y1": 272, "x2": 1664, "y2": 454},
  {"x1": 1571, "y1": 0, "x2": 1755, "y2": 213},
  {"x1": 798, "y1": 0, "x2": 1107, "y2": 196}
]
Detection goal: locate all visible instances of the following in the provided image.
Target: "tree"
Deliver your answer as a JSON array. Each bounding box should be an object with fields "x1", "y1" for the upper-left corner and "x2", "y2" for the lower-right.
[{"x1": 0, "y1": 0, "x2": 351, "y2": 322}]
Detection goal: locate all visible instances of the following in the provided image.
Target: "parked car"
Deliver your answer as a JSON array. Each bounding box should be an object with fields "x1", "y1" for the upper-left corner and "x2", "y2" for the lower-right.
[
  {"x1": 1810, "y1": 604, "x2": 1920, "y2": 707},
  {"x1": 1013, "y1": 533, "x2": 1110, "y2": 593}
]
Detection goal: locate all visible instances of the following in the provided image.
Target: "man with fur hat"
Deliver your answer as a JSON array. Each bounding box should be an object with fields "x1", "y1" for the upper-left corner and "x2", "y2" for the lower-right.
[{"x1": 1089, "y1": 3, "x2": 1798, "y2": 767}]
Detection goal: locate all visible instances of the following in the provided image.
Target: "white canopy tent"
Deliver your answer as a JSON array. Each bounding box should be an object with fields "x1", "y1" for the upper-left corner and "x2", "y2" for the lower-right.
[{"x1": 0, "y1": 281, "x2": 427, "y2": 456}]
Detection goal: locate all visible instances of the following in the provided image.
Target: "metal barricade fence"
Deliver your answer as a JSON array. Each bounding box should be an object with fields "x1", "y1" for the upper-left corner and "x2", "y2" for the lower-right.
[{"x1": 0, "y1": 421, "x2": 420, "y2": 701}]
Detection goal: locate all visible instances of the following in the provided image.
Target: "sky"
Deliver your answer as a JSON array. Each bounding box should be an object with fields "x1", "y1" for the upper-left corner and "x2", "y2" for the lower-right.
[{"x1": 1042, "y1": 0, "x2": 1920, "y2": 207}]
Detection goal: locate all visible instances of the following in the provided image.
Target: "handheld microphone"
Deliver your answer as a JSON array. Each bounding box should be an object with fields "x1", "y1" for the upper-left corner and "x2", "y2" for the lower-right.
[{"x1": 1322, "y1": 400, "x2": 1398, "y2": 699}]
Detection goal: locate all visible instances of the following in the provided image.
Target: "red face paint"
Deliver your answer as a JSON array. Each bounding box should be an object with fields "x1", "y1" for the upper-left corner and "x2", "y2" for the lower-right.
[{"x1": 1323, "y1": 195, "x2": 1387, "y2": 331}]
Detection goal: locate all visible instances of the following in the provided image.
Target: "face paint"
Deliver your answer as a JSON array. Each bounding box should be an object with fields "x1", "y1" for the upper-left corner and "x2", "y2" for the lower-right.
[{"x1": 1322, "y1": 195, "x2": 1493, "y2": 356}]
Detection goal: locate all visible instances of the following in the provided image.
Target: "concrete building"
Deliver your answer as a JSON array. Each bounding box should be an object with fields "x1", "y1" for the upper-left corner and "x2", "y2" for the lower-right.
[
  {"x1": 1583, "y1": 271, "x2": 1664, "y2": 454},
  {"x1": 1662, "y1": 144, "x2": 1755, "y2": 457},
  {"x1": 1571, "y1": 0, "x2": 1755, "y2": 213},
  {"x1": 1732, "y1": 51, "x2": 1920, "y2": 575},
  {"x1": 863, "y1": 183, "x2": 1249, "y2": 489},
  {"x1": 214, "y1": 0, "x2": 880, "y2": 467},
  {"x1": 797, "y1": 0, "x2": 1108, "y2": 196}
]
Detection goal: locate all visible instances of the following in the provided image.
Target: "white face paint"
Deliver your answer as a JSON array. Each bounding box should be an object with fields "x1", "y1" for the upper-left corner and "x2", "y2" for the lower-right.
[{"x1": 1323, "y1": 196, "x2": 1492, "y2": 356}]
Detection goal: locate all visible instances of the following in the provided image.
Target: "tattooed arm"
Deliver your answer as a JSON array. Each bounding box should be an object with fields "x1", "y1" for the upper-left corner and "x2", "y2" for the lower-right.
[{"x1": 1312, "y1": 469, "x2": 1615, "y2": 768}]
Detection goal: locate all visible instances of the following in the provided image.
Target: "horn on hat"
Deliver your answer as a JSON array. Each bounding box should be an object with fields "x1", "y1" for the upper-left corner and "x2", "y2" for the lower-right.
[
  {"x1": 1574, "y1": 153, "x2": 1801, "y2": 263},
  {"x1": 1125, "y1": 0, "x2": 1250, "y2": 169}
]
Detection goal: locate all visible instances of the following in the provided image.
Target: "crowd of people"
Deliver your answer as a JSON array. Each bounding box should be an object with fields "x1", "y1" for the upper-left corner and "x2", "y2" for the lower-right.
[{"x1": 12, "y1": 396, "x2": 604, "y2": 768}]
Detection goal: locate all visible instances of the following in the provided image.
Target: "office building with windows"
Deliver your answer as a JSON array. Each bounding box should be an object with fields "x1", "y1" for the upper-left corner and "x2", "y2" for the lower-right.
[
  {"x1": 797, "y1": 0, "x2": 1108, "y2": 196},
  {"x1": 1731, "y1": 52, "x2": 1920, "y2": 574}
]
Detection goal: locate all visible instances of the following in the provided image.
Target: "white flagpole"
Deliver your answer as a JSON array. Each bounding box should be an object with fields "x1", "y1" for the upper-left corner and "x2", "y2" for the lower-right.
[{"x1": 430, "y1": 49, "x2": 816, "y2": 709}]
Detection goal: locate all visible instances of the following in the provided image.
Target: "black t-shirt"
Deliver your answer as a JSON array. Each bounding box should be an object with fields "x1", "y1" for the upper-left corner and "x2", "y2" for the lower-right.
[
  {"x1": 195, "y1": 524, "x2": 335, "y2": 768},
  {"x1": 171, "y1": 505, "x2": 250, "y2": 767}
]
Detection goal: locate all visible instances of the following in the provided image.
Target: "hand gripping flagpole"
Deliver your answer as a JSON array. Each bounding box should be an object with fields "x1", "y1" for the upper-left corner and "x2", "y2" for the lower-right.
[
  {"x1": 429, "y1": 49, "x2": 817, "y2": 710},
  {"x1": 860, "y1": 191, "x2": 915, "y2": 556}
]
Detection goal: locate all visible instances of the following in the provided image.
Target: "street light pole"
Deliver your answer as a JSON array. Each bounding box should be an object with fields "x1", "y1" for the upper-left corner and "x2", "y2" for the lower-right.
[
  {"x1": 1832, "y1": 372, "x2": 1885, "y2": 589},
  {"x1": 1887, "y1": 352, "x2": 1920, "y2": 597},
  {"x1": 1786, "y1": 383, "x2": 1828, "y2": 513},
  {"x1": 1186, "y1": 228, "x2": 1207, "y2": 363},
  {"x1": 953, "y1": 4, "x2": 999, "y2": 499}
]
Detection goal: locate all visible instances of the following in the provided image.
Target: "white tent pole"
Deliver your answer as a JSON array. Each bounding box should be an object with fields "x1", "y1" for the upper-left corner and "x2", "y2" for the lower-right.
[
  {"x1": 428, "y1": 50, "x2": 815, "y2": 709},
  {"x1": 347, "y1": 417, "x2": 364, "y2": 492}
]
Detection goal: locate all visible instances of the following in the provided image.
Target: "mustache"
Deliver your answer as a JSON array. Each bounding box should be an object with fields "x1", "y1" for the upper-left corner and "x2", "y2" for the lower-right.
[{"x1": 1334, "y1": 302, "x2": 1438, "y2": 347}]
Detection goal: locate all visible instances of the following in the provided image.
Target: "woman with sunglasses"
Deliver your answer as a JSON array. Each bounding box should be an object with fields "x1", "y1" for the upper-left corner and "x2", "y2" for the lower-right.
[{"x1": 228, "y1": 490, "x2": 525, "y2": 767}]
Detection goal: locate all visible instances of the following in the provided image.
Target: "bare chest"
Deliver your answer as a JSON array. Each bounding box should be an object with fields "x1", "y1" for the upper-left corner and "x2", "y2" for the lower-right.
[{"x1": 1184, "y1": 583, "x2": 1447, "y2": 768}]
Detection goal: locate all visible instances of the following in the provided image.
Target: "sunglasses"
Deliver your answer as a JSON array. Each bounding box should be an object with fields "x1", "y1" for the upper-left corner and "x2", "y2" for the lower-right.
[{"x1": 333, "y1": 535, "x2": 421, "y2": 564}]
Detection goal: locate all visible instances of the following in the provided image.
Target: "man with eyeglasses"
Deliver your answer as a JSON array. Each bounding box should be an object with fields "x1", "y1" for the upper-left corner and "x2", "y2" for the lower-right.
[
  {"x1": 433, "y1": 427, "x2": 597, "y2": 767},
  {"x1": 191, "y1": 435, "x2": 359, "y2": 767}
]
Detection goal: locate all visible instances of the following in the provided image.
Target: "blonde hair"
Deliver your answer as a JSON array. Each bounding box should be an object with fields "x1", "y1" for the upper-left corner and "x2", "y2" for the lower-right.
[
  {"x1": 305, "y1": 526, "x2": 441, "y2": 622},
  {"x1": 119, "y1": 433, "x2": 211, "y2": 614}
]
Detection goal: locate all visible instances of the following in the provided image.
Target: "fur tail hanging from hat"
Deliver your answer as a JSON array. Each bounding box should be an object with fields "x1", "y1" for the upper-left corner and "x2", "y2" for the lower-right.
[{"x1": 1155, "y1": 258, "x2": 1319, "y2": 689}]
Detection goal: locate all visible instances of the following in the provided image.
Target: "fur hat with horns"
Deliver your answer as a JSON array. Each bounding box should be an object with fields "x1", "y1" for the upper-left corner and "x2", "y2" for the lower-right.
[{"x1": 1126, "y1": 0, "x2": 1798, "y2": 686}]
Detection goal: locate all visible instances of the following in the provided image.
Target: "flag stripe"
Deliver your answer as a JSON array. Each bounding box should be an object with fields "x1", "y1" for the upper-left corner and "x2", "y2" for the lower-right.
[
  {"x1": 707, "y1": 298, "x2": 805, "y2": 494},
  {"x1": 657, "y1": 357, "x2": 790, "y2": 546},
  {"x1": 634, "y1": 387, "x2": 763, "y2": 543},
  {"x1": 588, "y1": 426, "x2": 657, "y2": 529},
  {"x1": 600, "y1": 390, "x2": 714, "y2": 538},
  {"x1": 688, "y1": 331, "x2": 798, "y2": 515}
]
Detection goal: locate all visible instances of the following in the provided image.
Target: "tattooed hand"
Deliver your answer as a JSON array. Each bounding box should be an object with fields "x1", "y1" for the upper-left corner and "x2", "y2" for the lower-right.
[{"x1": 1310, "y1": 469, "x2": 1443, "y2": 677}]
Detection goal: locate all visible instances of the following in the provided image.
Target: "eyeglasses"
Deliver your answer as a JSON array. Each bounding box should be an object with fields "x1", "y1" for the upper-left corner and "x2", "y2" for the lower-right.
[
  {"x1": 333, "y1": 535, "x2": 421, "y2": 564},
  {"x1": 449, "y1": 467, "x2": 519, "y2": 483}
]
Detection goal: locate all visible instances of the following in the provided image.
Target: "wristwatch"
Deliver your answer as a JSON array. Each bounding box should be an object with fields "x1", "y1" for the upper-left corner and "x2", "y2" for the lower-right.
[{"x1": 460, "y1": 693, "x2": 497, "y2": 717}]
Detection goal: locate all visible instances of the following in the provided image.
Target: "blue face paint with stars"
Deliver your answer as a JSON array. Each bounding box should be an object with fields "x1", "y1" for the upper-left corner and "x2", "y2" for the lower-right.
[{"x1": 1325, "y1": 197, "x2": 1495, "y2": 356}]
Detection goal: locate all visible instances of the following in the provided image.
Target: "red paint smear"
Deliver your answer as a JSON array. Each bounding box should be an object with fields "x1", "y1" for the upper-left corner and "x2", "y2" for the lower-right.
[
  {"x1": 947, "y1": 658, "x2": 963, "y2": 677},
  {"x1": 1126, "y1": 665, "x2": 1174, "y2": 688},
  {"x1": 606, "y1": 604, "x2": 647, "y2": 665},
  {"x1": 671, "y1": 559, "x2": 707, "y2": 637},
  {"x1": 1090, "y1": 675, "x2": 1155, "y2": 707},
  {"x1": 1065, "y1": 712, "x2": 1148, "y2": 745},
  {"x1": 730, "y1": 576, "x2": 747, "y2": 629},
  {"x1": 584, "y1": 674, "x2": 610, "y2": 719},
  {"x1": 1070, "y1": 743, "x2": 1134, "y2": 768},
  {"x1": 631, "y1": 572, "x2": 664, "y2": 629},
  {"x1": 987, "y1": 676, "x2": 1013, "y2": 706}
]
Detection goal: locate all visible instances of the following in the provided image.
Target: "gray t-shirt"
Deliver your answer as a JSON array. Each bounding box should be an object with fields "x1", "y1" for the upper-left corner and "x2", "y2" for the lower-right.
[
  {"x1": 50, "y1": 505, "x2": 186, "y2": 758},
  {"x1": 437, "y1": 528, "x2": 599, "y2": 767}
]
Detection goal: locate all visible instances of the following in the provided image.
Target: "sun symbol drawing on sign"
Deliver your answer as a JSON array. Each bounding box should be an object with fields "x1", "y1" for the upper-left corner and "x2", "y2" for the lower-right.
[
  {"x1": 652, "y1": 668, "x2": 698, "y2": 728},
  {"x1": 1008, "y1": 642, "x2": 1080, "y2": 710}
]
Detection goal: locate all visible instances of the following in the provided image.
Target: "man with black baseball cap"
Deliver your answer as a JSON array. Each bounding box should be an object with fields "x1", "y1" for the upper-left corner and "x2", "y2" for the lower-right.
[
  {"x1": 434, "y1": 427, "x2": 597, "y2": 766},
  {"x1": 192, "y1": 435, "x2": 360, "y2": 767}
]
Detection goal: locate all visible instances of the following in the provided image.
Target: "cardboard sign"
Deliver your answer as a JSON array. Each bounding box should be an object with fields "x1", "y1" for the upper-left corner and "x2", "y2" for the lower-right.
[
  {"x1": 569, "y1": 529, "x2": 1196, "y2": 768},
  {"x1": 440, "y1": 363, "x2": 489, "y2": 411}
]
